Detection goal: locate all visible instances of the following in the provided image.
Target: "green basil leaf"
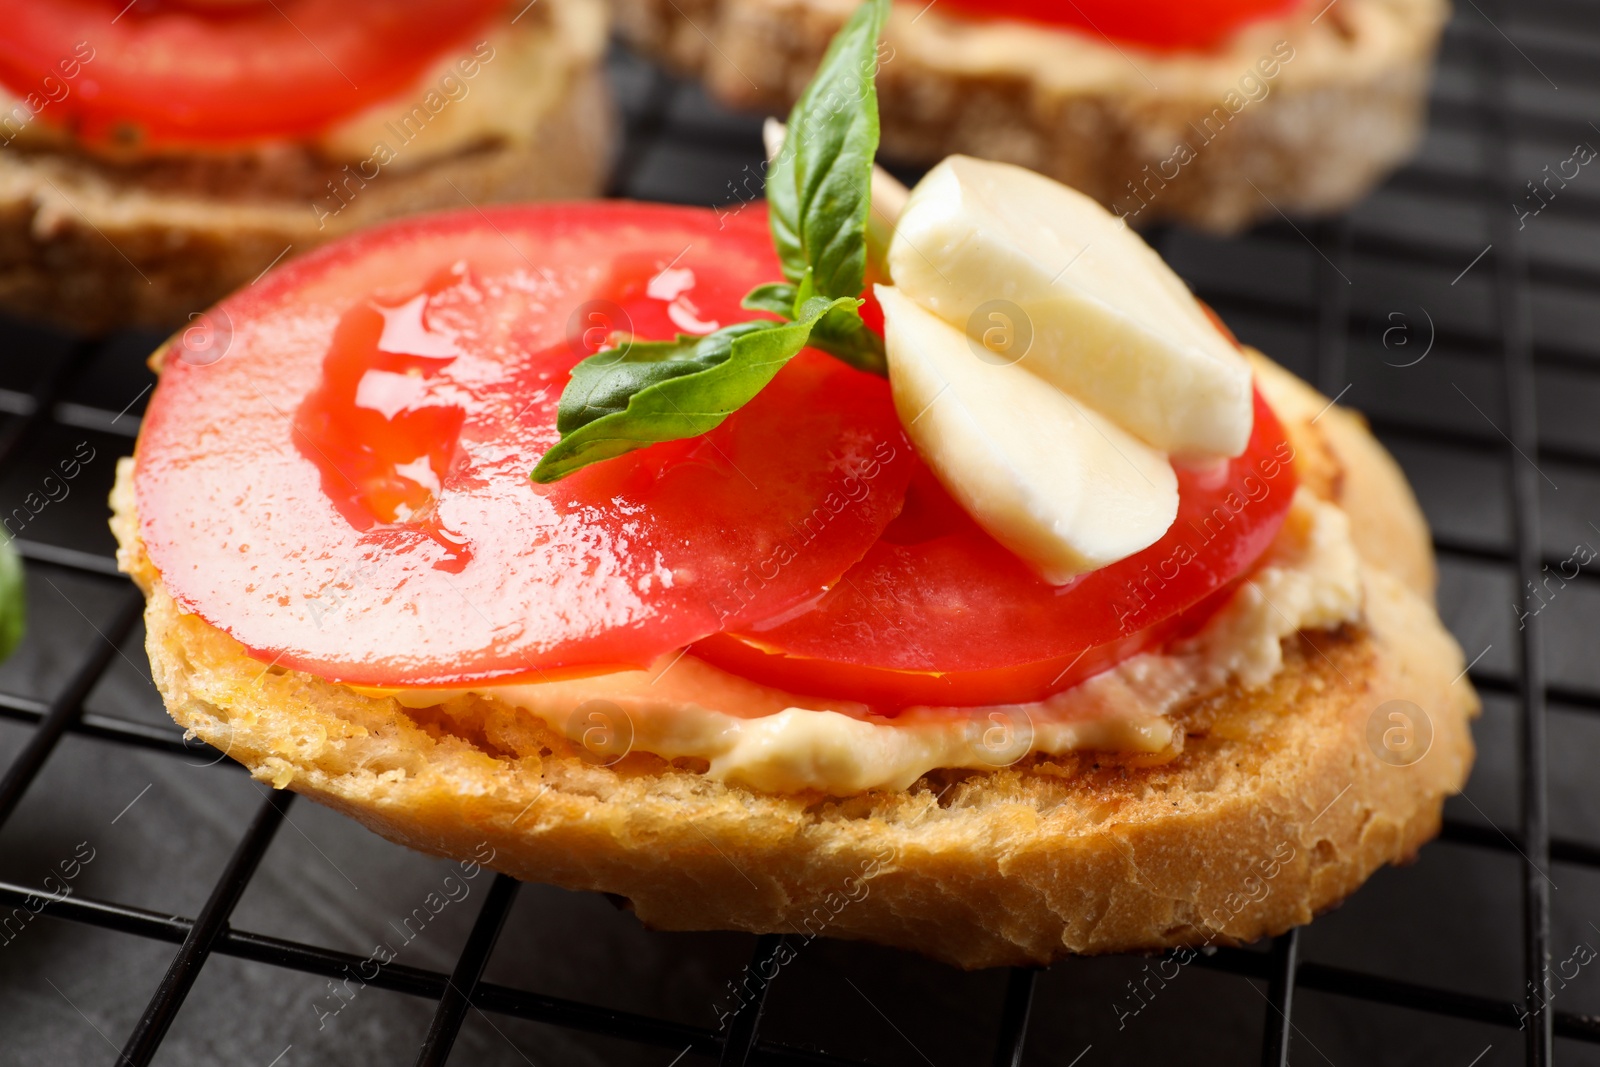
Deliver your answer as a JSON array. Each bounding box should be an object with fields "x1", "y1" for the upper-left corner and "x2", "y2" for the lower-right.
[
  {"x1": 808, "y1": 305, "x2": 887, "y2": 375},
  {"x1": 767, "y1": 0, "x2": 888, "y2": 302},
  {"x1": 793, "y1": 265, "x2": 818, "y2": 309},
  {"x1": 531, "y1": 0, "x2": 892, "y2": 483},
  {"x1": 0, "y1": 535, "x2": 25, "y2": 663},
  {"x1": 745, "y1": 279, "x2": 884, "y2": 374},
  {"x1": 531, "y1": 295, "x2": 858, "y2": 483},
  {"x1": 552, "y1": 321, "x2": 768, "y2": 437},
  {"x1": 741, "y1": 283, "x2": 798, "y2": 319}
]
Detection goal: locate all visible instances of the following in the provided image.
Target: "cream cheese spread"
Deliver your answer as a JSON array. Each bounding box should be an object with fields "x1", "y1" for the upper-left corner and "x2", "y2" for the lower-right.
[{"x1": 390, "y1": 487, "x2": 1363, "y2": 795}]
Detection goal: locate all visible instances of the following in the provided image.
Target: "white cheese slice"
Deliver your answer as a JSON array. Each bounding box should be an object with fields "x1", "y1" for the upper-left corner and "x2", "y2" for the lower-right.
[
  {"x1": 887, "y1": 155, "x2": 1253, "y2": 458},
  {"x1": 878, "y1": 284, "x2": 1178, "y2": 584}
]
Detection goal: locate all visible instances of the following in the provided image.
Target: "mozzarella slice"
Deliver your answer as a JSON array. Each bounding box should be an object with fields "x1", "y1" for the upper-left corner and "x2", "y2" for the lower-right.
[
  {"x1": 878, "y1": 285, "x2": 1178, "y2": 584},
  {"x1": 888, "y1": 155, "x2": 1253, "y2": 458}
]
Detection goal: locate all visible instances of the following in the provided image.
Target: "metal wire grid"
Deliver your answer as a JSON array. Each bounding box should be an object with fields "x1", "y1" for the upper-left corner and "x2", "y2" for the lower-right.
[{"x1": 0, "y1": 3, "x2": 1595, "y2": 1063}]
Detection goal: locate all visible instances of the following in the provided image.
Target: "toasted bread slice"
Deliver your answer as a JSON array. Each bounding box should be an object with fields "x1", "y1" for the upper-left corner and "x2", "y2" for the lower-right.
[
  {"x1": 0, "y1": 0, "x2": 612, "y2": 335},
  {"x1": 110, "y1": 354, "x2": 1475, "y2": 969},
  {"x1": 614, "y1": 0, "x2": 1446, "y2": 232}
]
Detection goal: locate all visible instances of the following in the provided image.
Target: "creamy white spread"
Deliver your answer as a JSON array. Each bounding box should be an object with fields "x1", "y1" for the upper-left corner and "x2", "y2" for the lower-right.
[
  {"x1": 316, "y1": 0, "x2": 604, "y2": 169},
  {"x1": 389, "y1": 487, "x2": 1362, "y2": 795},
  {"x1": 0, "y1": 0, "x2": 604, "y2": 166}
]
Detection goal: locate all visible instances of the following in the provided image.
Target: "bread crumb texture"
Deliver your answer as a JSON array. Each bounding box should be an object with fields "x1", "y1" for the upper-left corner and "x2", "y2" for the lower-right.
[{"x1": 110, "y1": 354, "x2": 1477, "y2": 967}]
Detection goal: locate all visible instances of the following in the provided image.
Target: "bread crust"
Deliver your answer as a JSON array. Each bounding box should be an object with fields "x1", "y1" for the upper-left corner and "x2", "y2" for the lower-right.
[
  {"x1": 111, "y1": 357, "x2": 1476, "y2": 969},
  {"x1": 0, "y1": 0, "x2": 613, "y2": 335},
  {"x1": 612, "y1": 0, "x2": 1446, "y2": 232}
]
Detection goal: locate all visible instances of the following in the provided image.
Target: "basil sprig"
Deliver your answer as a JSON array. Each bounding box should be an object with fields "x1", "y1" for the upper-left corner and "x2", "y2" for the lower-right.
[
  {"x1": 531, "y1": 0, "x2": 889, "y2": 484},
  {"x1": 763, "y1": 0, "x2": 888, "y2": 373},
  {"x1": 0, "y1": 535, "x2": 24, "y2": 663},
  {"x1": 531, "y1": 291, "x2": 858, "y2": 483}
]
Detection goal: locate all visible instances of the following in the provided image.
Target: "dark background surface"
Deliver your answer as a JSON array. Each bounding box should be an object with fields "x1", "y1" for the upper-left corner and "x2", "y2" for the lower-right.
[{"x1": 2, "y1": 3, "x2": 1600, "y2": 1064}]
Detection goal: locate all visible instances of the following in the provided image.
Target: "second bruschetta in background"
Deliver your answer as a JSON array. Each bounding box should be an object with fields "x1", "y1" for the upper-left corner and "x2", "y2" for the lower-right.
[
  {"x1": 614, "y1": 0, "x2": 1446, "y2": 231},
  {"x1": 0, "y1": 0, "x2": 613, "y2": 333}
]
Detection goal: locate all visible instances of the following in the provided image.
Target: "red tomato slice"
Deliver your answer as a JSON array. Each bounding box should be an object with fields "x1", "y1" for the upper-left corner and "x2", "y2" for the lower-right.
[
  {"x1": 938, "y1": 0, "x2": 1301, "y2": 51},
  {"x1": 135, "y1": 203, "x2": 913, "y2": 687},
  {"x1": 694, "y1": 388, "x2": 1297, "y2": 708},
  {"x1": 0, "y1": 0, "x2": 503, "y2": 146}
]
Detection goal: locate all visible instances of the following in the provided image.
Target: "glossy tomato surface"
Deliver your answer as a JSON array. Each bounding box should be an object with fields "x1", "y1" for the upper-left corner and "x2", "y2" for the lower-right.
[
  {"x1": 694, "y1": 389, "x2": 1297, "y2": 708},
  {"x1": 135, "y1": 204, "x2": 913, "y2": 687},
  {"x1": 939, "y1": 0, "x2": 1301, "y2": 50},
  {"x1": 0, "y1": 0, "x2": 502, "y2": 145}
]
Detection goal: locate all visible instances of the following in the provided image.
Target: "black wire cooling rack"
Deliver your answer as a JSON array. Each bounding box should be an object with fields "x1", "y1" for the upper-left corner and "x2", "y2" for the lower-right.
[{"x1": 4, "y1": 4, "x2": 1600, "y2": 1064}]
